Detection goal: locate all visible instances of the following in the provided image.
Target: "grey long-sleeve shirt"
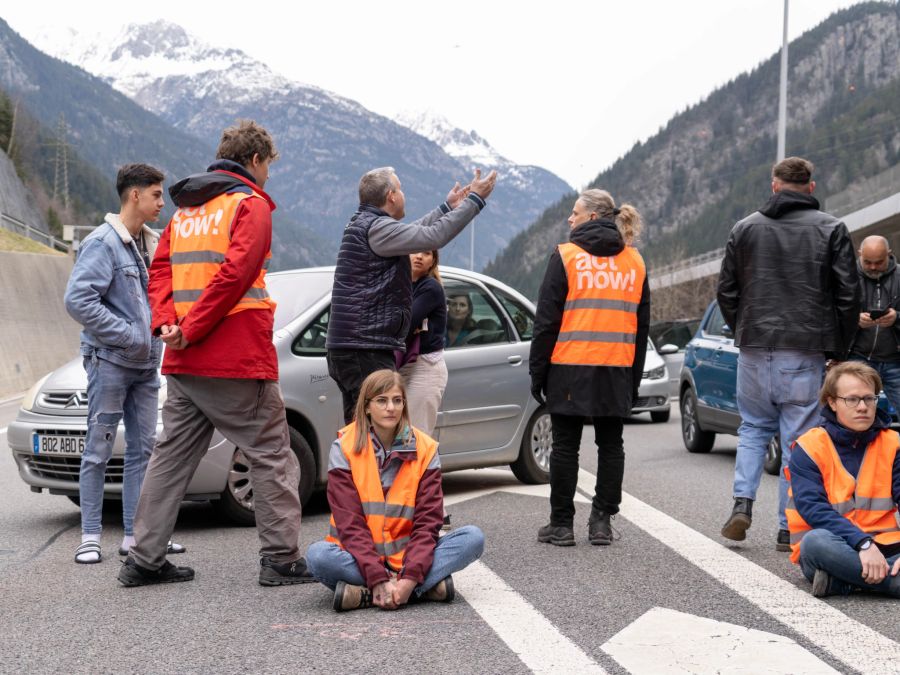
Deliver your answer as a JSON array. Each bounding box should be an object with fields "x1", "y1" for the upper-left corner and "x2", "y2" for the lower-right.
[{"x1": 368, "y1": 193, "x2": 486, "y2": 257}]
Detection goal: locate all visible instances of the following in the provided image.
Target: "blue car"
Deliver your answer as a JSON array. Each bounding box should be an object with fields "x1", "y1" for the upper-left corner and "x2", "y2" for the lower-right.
[{"x1": 678, "y1": 300, "x2": 896, "y2": 475}]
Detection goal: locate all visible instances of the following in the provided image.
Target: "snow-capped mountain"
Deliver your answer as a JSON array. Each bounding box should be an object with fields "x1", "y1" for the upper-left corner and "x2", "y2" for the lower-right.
[{"x1": 27, "y1": 21, "x2": 571, "y2": 269}]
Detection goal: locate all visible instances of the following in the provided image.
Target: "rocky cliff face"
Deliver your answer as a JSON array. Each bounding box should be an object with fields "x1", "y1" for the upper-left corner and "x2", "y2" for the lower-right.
[
  {"x1": 37, "y1": 21, "x2": 571, "y2": 269},
  {"x1": 486, "y1": 3, "x2": 900, "y2": 298},
  {"x1": 0, "y1": 147, "x2": 48, "y2": 232}
]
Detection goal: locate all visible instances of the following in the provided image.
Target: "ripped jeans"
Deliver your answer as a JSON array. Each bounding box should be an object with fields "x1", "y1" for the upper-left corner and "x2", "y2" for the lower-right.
[{"x1": 80, "y1": 355, "x2": 159, "y2": 536}]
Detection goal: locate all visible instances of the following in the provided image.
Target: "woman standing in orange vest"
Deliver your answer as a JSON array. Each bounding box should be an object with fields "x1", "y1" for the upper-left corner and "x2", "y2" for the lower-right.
[
  {"x1": 786, "y1": 361, "x2": 900, "y2": 597},
  {"x1": 530, "y1": 189, "x2": 650, "y2": 547},
  {"x1": 305, "y1": 370, "x2": 485, "y2": 611}
]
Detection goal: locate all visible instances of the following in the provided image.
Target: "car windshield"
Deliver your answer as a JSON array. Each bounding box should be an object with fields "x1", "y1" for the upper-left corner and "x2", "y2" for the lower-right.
[{"x1": 267, "y1": 271, "x2": 333, "y2": 330}]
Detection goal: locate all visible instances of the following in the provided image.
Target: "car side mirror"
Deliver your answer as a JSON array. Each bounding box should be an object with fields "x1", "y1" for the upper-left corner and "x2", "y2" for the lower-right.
[
  {"x1": 657, "y1": 343, "x2": 679, "y2": 355},
  {"x1": 722, "y1": 325, "x2": 734, "y2": 339}
]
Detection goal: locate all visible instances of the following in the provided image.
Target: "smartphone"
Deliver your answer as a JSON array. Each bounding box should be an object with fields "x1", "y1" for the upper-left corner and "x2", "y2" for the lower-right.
[{"x1": 869, "y1": 308, "x2": 887, "y2": 320}]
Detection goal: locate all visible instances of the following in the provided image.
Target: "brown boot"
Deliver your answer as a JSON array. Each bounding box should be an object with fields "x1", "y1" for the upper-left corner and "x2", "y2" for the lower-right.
[
  {"x1": 423, "y1": 575, "x2": 455, "y2": 603},
  {"x1": 332, "y1": 581, "x2": 373, "y2": 612},
  {"x1": 721, "y1": 497, "x2": 753, "y2": 541}
]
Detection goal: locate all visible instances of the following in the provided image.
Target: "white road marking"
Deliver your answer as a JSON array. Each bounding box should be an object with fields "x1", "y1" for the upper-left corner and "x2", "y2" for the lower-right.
[
  {"x1": 443, "y1": 469, "x2": 588, "y2": 508},
  {"x1": 576, "y1": 469, "x2": 900, "y2": 675},
  {"x1": 0, "y1": 427, "x2": 7, "y2": 436},
  {"x1": 602, "y1": 607, "x2": 839, "y2": 674},
  {"x1": 455, "y1": 561, "x2": 608, "y2": 675}
]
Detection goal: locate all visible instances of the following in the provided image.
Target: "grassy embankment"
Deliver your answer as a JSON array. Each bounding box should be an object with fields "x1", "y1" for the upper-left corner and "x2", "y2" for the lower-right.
[{"x1": 0, "y1": 228, "x2": 65, "y2": 255}]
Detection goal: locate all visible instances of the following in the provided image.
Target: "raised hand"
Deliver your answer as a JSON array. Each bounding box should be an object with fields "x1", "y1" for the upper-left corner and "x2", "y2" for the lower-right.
[
  {"x1": 470, "y1": 168, "x2": 498, "y2": 200},
  {"x1": 446, "y1": 181, "x2": 470, "y2": 208}
]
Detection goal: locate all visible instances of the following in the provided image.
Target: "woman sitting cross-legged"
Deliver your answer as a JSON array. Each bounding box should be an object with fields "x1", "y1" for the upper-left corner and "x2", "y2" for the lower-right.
[{"x1": 306, "y1": 369, "x2": 484, "y2": 612}]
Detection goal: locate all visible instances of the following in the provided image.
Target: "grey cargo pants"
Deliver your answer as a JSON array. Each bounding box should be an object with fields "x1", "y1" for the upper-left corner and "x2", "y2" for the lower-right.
[{"x1": 130, "y1": 374, "x2": 302, "y2": 570}]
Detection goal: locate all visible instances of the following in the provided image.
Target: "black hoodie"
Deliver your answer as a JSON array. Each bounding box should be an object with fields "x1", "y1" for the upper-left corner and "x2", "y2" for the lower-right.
[{"x1": 529, "y1": 219, "x2": 651, "y2": 417}]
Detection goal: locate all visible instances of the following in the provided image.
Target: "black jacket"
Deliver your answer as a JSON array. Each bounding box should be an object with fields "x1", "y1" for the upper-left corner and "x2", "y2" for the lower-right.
[
  {"x1": 716, "y1": 191, "x2": 859, "y2": 356},
  {"x1": 327, "y1": 205, "x2": 412, "y2": 351},
  {"x1": 850, "y1": 256, "x2": 900, "y2": 361},
  {"x1": 529, "y1": 219, "x2": 651, "y2": 417}
]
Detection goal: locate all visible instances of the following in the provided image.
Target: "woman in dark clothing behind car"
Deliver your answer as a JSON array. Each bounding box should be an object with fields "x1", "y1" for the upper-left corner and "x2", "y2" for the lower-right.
[
  {"x1": 529, "y1": 189, "x2": 651, "y2": 547},
  {"x1": 400, "y1": 250, "x2": 448, "y2": 435}
]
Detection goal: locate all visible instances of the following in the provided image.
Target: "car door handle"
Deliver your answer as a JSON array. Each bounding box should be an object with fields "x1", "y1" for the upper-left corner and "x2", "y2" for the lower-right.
[{"x1": 507, "y1": 355, "x2": 523, "y2": 365}]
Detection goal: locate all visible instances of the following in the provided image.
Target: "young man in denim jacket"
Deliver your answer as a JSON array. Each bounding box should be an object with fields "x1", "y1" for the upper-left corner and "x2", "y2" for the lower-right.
[{"x1": 64, "y1": 164, "x2": 183, "y2": 564}]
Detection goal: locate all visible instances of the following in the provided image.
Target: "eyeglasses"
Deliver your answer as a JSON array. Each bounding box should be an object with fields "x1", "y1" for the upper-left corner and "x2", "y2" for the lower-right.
[
  {"x1": 368, "y1": 396, "x2": 405, "y2": 409},
  {"x1": 835, "y1": 395, "x2": 878, "y2": 408}
]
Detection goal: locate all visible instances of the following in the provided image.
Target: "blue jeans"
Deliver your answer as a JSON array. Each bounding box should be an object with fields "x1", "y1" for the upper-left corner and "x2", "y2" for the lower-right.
[
  {"x1": 306, "y1": 525, "x2": 485, "y2": 595},
  {"x1": 80, "y1": 355, "x2": 159, "y2": 536},
  {"x1": 734, "y1": 348, "x2": 824, "y2": 529},
  {"x1": 849, "y1": 357, "x2": 900, "y2": 417},
  {"x1": 799, "y1": 529, "x2": 900, "y2": 597}
]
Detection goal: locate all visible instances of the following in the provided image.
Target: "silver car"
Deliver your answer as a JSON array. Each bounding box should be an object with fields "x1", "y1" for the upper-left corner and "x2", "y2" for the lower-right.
[
  {"x1": 630, "y1": 338, "x2": 671, "y2": 423},
  {"x1": 8, "y1": 266, "x2": 550, "y2": 524}
]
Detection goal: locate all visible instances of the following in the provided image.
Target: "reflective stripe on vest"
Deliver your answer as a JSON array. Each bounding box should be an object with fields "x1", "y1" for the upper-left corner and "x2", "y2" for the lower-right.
[
  {"x1": 168, "y1": 191, "x2": 274, "y2": 320},
  {"x1": 550, "y1": 242, "x2": 646, "y2": 367},
  {"x1": 324, "y1": 422, "x2": 438, "y2": 571},
  {"x1": 785, "y1": 427, "x2": 900, "y2": 564}
]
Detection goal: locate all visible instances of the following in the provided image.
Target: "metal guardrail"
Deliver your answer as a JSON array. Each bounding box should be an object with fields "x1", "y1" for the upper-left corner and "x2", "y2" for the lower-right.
[
  {"x1": 650, "y1": 246, "x2": 725, "y2": 278},
  {"x1": 0, "y1": 212, "x2": 70, "y2": 253}
]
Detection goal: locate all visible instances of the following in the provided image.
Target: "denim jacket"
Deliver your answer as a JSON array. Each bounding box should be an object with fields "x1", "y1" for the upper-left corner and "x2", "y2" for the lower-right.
[{"x1": 64, "y1": 213, "x2": 162, "y2": 369}]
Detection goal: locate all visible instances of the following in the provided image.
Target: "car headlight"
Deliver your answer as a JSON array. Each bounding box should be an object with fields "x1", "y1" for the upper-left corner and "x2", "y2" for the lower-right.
[
  {"x1": 158, "y1": 380, "x2": 168, "y2": 411},
  {"x1": 21, "y1": 373, "x2": 51, "y2": 411},
  {"x1": 647, "y1": 365, "x2": 666, "y2": 380}
]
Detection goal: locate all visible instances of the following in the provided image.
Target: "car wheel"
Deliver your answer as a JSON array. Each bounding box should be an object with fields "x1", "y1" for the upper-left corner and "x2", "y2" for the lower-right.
[
  {"x1": 214, "y1": 448, "x2": 257, "y2": 526},
  {"x1": 680, "y1": 388, "x2": 715, "y2": 453},
  {"x1": 651, "y1": 408, "x2": 671, "y2": 423},
  {"x1": 289, "y1": 427, "x2": 317, "y2": 507},
  {"x1": 510, "y1": 407, "x2": 552, "y2": 484},
  {"x1": 764, "y1": 435, "x2": 782, "y2": 476},
  {"x1": 214, "y1": 429, "x2": 318, "y2": 526}
]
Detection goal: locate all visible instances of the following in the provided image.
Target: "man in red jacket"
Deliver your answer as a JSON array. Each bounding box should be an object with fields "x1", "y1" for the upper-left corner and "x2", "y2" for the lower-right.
[{"x1": 119, "y1": 120, "x2": 313, "y2": 587}]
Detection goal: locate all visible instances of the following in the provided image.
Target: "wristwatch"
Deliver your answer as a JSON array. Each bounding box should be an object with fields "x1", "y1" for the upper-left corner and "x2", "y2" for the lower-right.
[{"x1": 858, "y1": 538, "x2": 873, "y2": 551}]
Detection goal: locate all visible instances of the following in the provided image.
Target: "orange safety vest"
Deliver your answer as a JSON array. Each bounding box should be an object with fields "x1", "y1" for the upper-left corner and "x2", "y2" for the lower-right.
[
  {"x1": 550, "y1": 242, "x2": 646, "y2": 367},
  {"x1": 168, "y1": 191, "x2": 275, "y2": 321},
  {"x1": 325, "y1": 422, "x2": 438, "y2": 571},
  {"x1": 786, "y1": 426, "x2": 900, "y2": 564}
]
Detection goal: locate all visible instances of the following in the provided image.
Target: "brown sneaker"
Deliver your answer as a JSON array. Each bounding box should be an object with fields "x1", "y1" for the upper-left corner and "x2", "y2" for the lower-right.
[
  {"x1": 423, "y1": 575, "x2": 455, "y2": 603},
  {"x1": 721, "y1": 497, "x2": 753, "y2": 541},
  {"x1": 333, "y1": 581, "x2": 373, "y2": 612}
]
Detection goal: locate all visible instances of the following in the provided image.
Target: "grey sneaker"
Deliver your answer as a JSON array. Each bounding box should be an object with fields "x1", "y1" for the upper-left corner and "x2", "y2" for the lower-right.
[
  {"x1": 259, "y1": 556, "x2": 317, "y2": 586},
  {"x1": 721, "y1": 497, "x2": 753, "y2": 541},
  {"x1": 537, "y1": 523, "x2": 575, "y2": 546},
  {"x1": 333, "y1": 581, "x2": 373, "y2": 612},
  {"x1": 588, "y1": 509, "x2": 614, "y2": 545},
  {"x1": 811, "y1": 569, "x2": 832, "y2": 598}
]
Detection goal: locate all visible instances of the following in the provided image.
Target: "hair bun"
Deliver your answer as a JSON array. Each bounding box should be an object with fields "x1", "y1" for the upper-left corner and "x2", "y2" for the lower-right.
[{"x1": 612, "y1": 207, "x2": 621, "y2": 216}]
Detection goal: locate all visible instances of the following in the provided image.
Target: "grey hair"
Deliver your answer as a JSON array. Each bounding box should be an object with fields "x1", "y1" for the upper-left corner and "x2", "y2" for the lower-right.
[
  {"x1": 577, "y1": 188, "x2": 644, "y2": 244},
  {"x1": 359, "y1": 166, "x2": 397, "y2": 206}
]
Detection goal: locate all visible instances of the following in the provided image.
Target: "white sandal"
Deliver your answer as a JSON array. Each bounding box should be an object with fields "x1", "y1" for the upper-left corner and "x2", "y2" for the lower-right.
[{"x1": 74, "y1": 541, "x2": 102, "y2": 564}]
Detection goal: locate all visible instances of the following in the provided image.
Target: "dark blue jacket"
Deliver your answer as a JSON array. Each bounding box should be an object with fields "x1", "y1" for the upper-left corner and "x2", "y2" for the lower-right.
[
  {"x1": 409, "y1": 276, "x2": 447, "y2": 354},
  {"x1": 789, "y1": 406, "x2": 900, "y2": 549},
  {"x1": 327, "y1": 205, "x2": 412, "y2": 351}
]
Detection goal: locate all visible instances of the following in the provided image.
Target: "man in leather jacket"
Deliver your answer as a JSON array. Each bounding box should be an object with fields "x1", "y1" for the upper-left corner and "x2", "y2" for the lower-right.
[
  {"x1": 716, "y1": 156, "x2": 859, "y2": 552},
  {"x1": 848, "y1": 235, "x2": 900, "y2": 413}
]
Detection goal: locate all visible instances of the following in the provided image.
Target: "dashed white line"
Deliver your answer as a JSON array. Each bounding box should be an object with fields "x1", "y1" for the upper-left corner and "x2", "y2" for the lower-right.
[{"x1": 455, "y1": 560, "x2": 608, "y2": 675}]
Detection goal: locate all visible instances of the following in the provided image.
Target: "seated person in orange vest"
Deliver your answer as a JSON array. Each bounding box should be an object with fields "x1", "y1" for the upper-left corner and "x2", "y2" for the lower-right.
[
  {"x1": 305, "y1": 369, "x2": 484, "y2": 611},
  {"x1": 786, "y1": 361, "x2": 900, "y2": 597}
]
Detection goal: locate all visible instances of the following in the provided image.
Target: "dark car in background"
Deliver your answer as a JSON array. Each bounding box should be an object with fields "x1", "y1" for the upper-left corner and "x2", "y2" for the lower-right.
[{"x1": 678, "y1": 300, "x2": 897, "y2": 475}]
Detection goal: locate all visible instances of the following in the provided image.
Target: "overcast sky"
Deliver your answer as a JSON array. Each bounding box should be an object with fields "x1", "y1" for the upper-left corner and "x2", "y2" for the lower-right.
[{"x1": 3, "y1": 0, "x2": 869, "y2": 188}]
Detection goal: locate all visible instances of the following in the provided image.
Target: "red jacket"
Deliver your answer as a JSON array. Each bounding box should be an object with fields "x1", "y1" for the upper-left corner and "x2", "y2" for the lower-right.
[{"x1": 148, "y1": 163, "x2": 279, "y2": 379}]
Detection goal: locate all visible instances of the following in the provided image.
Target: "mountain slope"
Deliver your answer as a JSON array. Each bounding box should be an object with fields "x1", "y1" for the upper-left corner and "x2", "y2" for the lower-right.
[
  {"x1": 36, "y1": 21, "x2": 570, "y2": 269},
  {"x1": 485, "y1": 2, "x2": 900, "y2": 298}
]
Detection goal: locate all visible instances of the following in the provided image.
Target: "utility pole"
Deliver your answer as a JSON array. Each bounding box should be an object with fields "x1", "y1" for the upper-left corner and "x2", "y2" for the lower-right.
[
  {"x1": 470, "y1": 222, "x2": 475, "y2": 271},
  {"x1": 777, "y1": 0, "x2": 789, "y2": 161},
  {"x1": 52, "y1": 113, "x2": 70, "y2": 212}
]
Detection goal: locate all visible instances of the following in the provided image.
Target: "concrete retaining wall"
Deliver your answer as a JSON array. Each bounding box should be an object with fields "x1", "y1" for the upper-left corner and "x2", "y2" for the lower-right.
[{"x1": 0, "y1": 251, "x2": 80, "y2": 398}]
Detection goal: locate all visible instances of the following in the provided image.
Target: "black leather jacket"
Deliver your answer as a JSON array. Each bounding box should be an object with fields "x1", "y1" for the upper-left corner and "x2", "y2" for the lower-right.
[{"x1": 716, "y1": 191, "x2": 859, "y2": 356}]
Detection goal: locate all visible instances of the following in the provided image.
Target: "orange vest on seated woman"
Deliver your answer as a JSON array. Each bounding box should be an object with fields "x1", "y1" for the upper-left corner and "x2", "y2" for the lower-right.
[
  {"x1": 325, "y1": 422, "x2": 438, "y2": 572},
  {"x1": 786, "y1": 426, "x2": 900, "y2": 564},
  {"x1": 168, "y1": 190, "x2": 274, "y2": 321},
  {"x1": 550, "y1": 242, "x2": 646, "y2": 368}
]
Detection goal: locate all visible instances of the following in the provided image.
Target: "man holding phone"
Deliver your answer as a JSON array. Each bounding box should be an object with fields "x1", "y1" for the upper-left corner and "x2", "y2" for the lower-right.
[{"x1": 849, "y1": 235, "x2": 900, "y2": 413}]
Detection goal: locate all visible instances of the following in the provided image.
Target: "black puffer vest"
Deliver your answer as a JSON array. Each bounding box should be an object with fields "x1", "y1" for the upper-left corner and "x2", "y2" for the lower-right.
[{"x1": 326, "y1": 205, "x2": 412, "y2": 350}]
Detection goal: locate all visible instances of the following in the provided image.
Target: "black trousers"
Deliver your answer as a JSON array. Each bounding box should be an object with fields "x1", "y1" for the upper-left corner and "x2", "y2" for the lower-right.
[
  {"x1": 549, "y1": 413, "x2": 625, "y2": 526},
  {"x1": 326, "y1": 349, "x2": 396, "y2": 423}
]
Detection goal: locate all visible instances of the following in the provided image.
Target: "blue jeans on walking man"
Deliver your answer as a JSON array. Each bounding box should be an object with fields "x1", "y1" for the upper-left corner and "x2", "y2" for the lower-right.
[
  {"x1": 733, "y1": 347, "x2": 825, "y2": 530},
  {"x1": 80, "y1": 354, "x2": 159, "y2": 537},
  {"x1": 305, "y1": 525, "x2": 485, "y2": 596}
]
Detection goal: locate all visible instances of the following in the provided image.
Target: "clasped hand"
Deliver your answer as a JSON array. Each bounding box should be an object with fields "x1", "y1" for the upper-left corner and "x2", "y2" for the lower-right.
[
  {"x1": 372, "y1": 576, "x2": 417, "y2": 610},
  {"x1": 160, "y1": 324, "x2": 189, "y2": 350}
]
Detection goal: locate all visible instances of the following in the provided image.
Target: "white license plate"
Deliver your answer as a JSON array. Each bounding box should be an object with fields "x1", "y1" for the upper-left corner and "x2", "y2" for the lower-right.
[{"x1": 32, "y1": 434, "x2": 85, "y2": 455}]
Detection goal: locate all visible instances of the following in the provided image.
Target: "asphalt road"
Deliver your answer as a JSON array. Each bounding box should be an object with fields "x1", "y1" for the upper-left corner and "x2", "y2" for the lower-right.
[{"x1": 1, "y1": 400, "x2": 897, "y2": 674}]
